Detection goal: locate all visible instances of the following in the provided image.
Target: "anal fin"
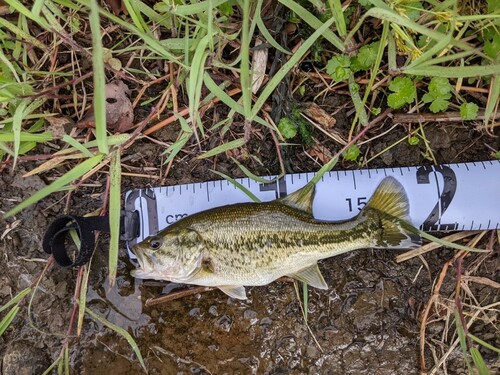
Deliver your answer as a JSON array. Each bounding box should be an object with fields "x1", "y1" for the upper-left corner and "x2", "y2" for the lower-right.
[
  {"x1": 218, "y1": 285, "x2": 247, "y2": 300},
  {"x1": 288, "y1": 263, "x2": 328, "y2": 289}
]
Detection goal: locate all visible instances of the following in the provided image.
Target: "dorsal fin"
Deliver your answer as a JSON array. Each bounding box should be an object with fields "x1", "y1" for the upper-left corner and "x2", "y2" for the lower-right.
[{"x1": 279, "y1": 183, "x2": 315, "y2": 214}]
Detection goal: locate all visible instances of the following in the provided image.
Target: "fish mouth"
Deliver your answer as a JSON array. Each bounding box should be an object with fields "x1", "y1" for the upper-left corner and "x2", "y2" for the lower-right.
[{"x1": 130, "y1": 246, "x2": 153, "y2": 278}]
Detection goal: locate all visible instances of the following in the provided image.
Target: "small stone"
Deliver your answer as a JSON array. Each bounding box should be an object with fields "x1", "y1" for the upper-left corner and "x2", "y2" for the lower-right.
[
  {"x1": 243, "y1": 309, "x2": 257, "y2": 320},
  {"x1": 188, "y1": 308, "x2": 201, "y2": 317},
  {"x1": 208, "y1": 305, "x2": 218, "y2": 316},
  {"x1": 260, "y1": 317, "x2": 272, "y2": 326},
  {"x1": 215, "y1": 315, "x2": 233, "y2": 332}
]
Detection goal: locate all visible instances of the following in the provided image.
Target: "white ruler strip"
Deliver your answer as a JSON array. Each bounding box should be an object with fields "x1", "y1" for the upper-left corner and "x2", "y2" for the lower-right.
[{"x1": 124, "y1": 161, "x2": 500, "y2": 254}]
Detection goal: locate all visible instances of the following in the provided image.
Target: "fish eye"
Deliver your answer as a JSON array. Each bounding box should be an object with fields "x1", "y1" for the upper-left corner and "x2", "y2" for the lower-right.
[{"x1": 149, "y1": 237, "x2": 163, "y2": 250}]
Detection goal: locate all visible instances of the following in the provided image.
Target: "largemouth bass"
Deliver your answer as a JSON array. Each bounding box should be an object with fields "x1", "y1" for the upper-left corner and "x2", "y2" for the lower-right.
[{"x1": 132, "y1": 177, "x2": 421, "y2": 299}]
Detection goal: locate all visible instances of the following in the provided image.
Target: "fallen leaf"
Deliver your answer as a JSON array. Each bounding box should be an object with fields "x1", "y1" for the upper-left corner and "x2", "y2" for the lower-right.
[
  {"x1": 308, "y1": 143, "x2": 333, "y2": 164},
  {"x1": 78, "y1": 80, "x2": 134, "y2": 133},
  {"x1": 104, "y1": 0, "x2": 126, "y2": 15},
  {"x1": 45, "y1": 116, "x2": 75, "y2": 139},
  {"x1": 304, "y1": 102, "x2": 336, "y2": 129},
  {"x1": 0, "y1": 0, "x2": 11, "y2": 16},
  {"x1": 252, "y1": 37, "x2": 268, "y2": 94}
]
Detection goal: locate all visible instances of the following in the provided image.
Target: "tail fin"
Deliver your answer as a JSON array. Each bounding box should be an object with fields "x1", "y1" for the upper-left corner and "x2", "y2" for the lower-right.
[{"x1": 362, "y1": 177, "x2": 421, "y2": 249}]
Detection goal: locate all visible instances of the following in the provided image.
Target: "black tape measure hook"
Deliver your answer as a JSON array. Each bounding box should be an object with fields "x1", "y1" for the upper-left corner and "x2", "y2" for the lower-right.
[{"x1": 42, "y1": 211, "x2": 139, "y2": 268}]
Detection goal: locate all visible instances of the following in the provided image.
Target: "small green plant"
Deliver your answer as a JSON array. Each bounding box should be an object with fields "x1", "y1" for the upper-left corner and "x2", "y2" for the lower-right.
[
  {"x1": 278, "y1": 117, "x2": 297, "y2": 139},
  {"x1": 277, "y1": 107, "x2": 313, "y2": 146},
  {"x1": 387, "y1": 76, "x2": 417, "y2": 109},
  {"x1": 342, "y1": 144, "x2": 361, "y2": 161},
  {"x1": 460, "y1": 102, "x2": 479, "y2": 120},
  {"x1": 422, "y1": 77, "x2": 453, "y2": 113},
  {"x1": 326, "y1": 41, "x2": 380, "y2": 81},
  {"x1": 408, "y1": 136, "x2": 420, "y2": 146},
  {"x1": 326, "y1": 54, "x2": 351, "y2": 82},
  {"x1": 351, "y1": 41, "x2": 380, "y2": 72}
]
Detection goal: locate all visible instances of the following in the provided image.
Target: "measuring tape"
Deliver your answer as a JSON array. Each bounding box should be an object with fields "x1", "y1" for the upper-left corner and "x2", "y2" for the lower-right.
[{"x1": 123, "y1": 160, "x2": 500, "y2": 257}]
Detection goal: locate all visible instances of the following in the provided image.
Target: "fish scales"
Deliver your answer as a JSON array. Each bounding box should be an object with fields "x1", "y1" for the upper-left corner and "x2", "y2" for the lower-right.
[
  {"x1": 132, "y1": 177, "x2": 421, "y2": 299},
  {"x1": 185, "y1": 203, "x2": 379, "y2": 283}
]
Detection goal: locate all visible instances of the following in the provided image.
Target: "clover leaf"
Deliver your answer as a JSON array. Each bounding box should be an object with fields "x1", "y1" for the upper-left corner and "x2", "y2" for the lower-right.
[
  {"x1": 326, "y1": 55, "x2": 351, "y2": 82},
  {"x1": 460, "y1": 102, "x2": 479, "y2": 120},
  {"x1": 387, "y1": 76, "x2": 416, "y2": 109},
  {"x1": 422, "y1": 77, "x2": 452, "y2": 113}
]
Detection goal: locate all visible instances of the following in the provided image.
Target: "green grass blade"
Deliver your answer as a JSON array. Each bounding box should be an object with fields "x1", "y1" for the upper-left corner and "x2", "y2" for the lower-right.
[
  {"x1": 203, "y1": 73, "x2": 272, "y2": 129},
  {"x1": 77, "y1": 265, "x2": 90, "y2": 336},
  {"x1": 89, "y1": 0, "x2": 109, "y2": 155},
  {"x1": 42, "y1": 7, "x2": 66, "y2": 34},
  {"x1": 188, "y1": 33, "x2": 212, "y2": 133},
  {"x1": 198, "y1": 138, "x2": 245, "y2": 159},
  {"x1": 62, "y1": 135, "x2": 94, "y2": 158},
  {"x1": 64, "y1": 344, "x2": 69, "y2": 375},
  {"x1": 360, "y1": 22, "x2": 389, "y2": 115},
  {"x1": 156, "y1": 0, "x2": 228, "y2": 16},
  {"x1": 251, "y1": 17, "x2": 335, "y2": 120},
  {"x1": 302, "y1": 282, "x2": 308, "y2": 321},
  {"x1": 0, "y1": 287, "x2": 31, "y2": 314},
  {"x1": 122, "y1": 0, "x2": 148, "y2": 33},
  {"x1": 404, "y1": 64, "x2": 500, "y2": 78},
  {"x1": 279, "y1": 0, "x2": 344, "y2": 51},
  {"x1": 454, "y1": 308, "x2": 474, "y2": 373},
  {"x1": 467, "y1": 333, "x2": 500, "y2": 354},
  {"x1": 255, "y1": 11, "x2": 291, "y2": 55},
  {"x1": 210, "y1": 170, "x2": 261, "y2": 202},
  {"x1": 108, "y1": 151, "x2": 121, "y2": 287},
  {"x1": 0, "y1": 17, "x2": 46, "y2": 50},
  {"x1": 4, "y1": 153, "x2": 104, "y2": 217},
  {"x1": 11, "y1": 99, "x2": 28, "y2": 169},
  {"x1": 348, "y1": 75, "x2": 369, "y2": 125},
  {"x1": 0, "y1": 305, "x2": 20, "y2": 336},
  {"x1": 163, "y1": 132, "x2": 191, "y2": 163},
  {"x1": 484, "y1": 75, "x2": 499, "y2": 127},
  {"x1": 0, "y1": 48, "x2": 21, "y2": 83},
  {"x1": 55, "y1": 134, "x2": 130, "y2": 156},
  {"x1": 328, "y1": 0, "x2": 346, "y2": 37},
  {"x1": 309, "y1": 156, "x2": 338, "y2": 185},
  {"x1": 203, "y1": 74, "x2": 244, "y2": 113},
  {"x1": 41, "y1": 355, "x2": 61, "y2": 375},
  {"x1": 3, "y1": 0, "x2": 49, "y2": 28},
  {"x1": 470, "y1": 347, "x2": 490, "y2": 375},
  {"x1": 85, "y1": 307, "x2": 147, "y2": 372},
  {"x1": 348, "y1": 7, "x2": 471, "y2": 51},
  {"x1": 411, "y1": 49, "x2": 481, "y2": 69},
  {"x1": 240, "y1": 0, "x2": 252, "y2": 117},
  {"x1": 161, "y1": 114, "x2": 193, "y2": 164},
  {"x1": 82, "y1": 0, "x2": 185, "y2": 67},
  {"x1": 231, "y1": 157, "x2": 282, "y2": 183},
  {"x1": 31, "y1": 0, "x2": 45, "y2": 16},
  {"x1": 405, "y1": 32, "x2": 454, "y2": 70}
]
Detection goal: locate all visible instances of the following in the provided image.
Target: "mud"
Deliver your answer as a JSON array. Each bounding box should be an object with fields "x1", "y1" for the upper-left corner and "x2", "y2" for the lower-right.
[{"x1": 1, "y1": 109, "x2": 500, "y2": 374}]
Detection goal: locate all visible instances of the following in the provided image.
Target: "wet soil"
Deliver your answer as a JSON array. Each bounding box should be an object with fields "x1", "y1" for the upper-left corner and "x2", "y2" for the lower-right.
[{"x1": 1, "y1": 101, "x2": 500, "y2": 374}]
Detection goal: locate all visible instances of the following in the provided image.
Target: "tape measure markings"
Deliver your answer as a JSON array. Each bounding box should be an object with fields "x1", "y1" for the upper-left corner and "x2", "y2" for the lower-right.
[{"x1": 124, "y1": 160, "x2": 500, "y2": 256}]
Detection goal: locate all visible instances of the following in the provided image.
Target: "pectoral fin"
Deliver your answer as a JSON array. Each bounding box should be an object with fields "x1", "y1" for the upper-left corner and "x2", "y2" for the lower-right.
[
  {"x1": 218, "y1": 285, "x2": 247, "y2": 300},
  {"x1": 288, "y1": 263, "x2": 328, "y2": 289}
]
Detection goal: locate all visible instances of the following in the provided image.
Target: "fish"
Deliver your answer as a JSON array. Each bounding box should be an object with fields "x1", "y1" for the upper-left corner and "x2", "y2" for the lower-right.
[{"x1": 131, "y1": 177, "x2": 421, "y2": 300}]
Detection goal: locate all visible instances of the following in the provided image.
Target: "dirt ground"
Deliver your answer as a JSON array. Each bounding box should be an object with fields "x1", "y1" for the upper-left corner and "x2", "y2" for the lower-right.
[{"x1": 1, "y1": 94, "x2": 500, "y2": 375}]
